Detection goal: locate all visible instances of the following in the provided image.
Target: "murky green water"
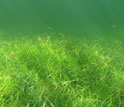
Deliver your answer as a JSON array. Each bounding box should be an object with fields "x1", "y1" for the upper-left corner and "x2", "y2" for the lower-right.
[
  {"x1": 0, "y1": 0, "x2": 124, "y2": 36},
  {"x1": 1, "y1": 1, "x2": 124, "y2": 106}
]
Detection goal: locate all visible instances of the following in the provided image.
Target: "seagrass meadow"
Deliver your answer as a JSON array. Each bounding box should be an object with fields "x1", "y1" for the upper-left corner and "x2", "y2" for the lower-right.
[{"x1": 0, "y1": 0, "x2": 124, "y2": 107}]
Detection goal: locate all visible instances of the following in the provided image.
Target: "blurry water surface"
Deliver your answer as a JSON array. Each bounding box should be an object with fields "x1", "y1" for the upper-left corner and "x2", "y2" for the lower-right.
[{"x1": 0, "y1": 0, "x2": 124, "y2": 37}]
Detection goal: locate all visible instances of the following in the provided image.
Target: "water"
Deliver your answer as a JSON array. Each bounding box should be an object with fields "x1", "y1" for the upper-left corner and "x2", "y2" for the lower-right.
[
  {"x1": 0, "y1": 0, "x2": 124, "y2": 36},
  {"x1": 1, "y1": 1, "x2": 124, "y2": 106}
]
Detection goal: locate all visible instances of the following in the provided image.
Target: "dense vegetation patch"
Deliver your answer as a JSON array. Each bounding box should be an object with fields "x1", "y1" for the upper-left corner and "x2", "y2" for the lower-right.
[{"x1": 0, "y1": 35, "x2": 124, "y2": 107}]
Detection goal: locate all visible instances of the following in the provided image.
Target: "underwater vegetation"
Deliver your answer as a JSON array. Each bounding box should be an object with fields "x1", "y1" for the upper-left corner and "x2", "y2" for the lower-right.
[{"x1": 0, "y1": 33, "x2": 124, "y2": 107}]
